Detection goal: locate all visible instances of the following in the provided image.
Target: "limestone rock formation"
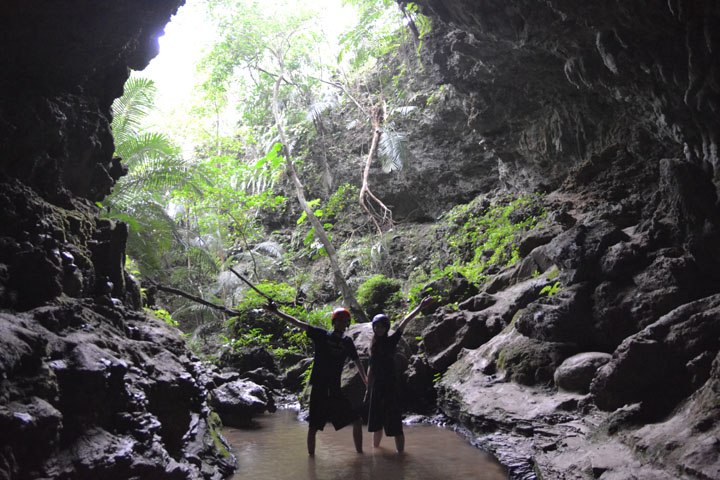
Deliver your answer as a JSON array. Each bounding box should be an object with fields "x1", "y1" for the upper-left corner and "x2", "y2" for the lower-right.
[
  {"x1": 554, "y1": 352, "x2": 612, "y2": 394},
  {"x1": 209, "y1": 379, "x2": 274, "y2": 428},
  {"x1": 404, "y1": 0, "x2": 720, "y2": 478},
  {"x1": 1, "y1": 1, "x2": 237, "y2": 478}
]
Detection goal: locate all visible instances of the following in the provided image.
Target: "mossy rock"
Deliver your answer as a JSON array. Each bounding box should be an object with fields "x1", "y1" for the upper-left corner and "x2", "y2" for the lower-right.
[
  {"x1": 208, "y1": 412, "x2": 233, "y2": 459},
  {"x1": 356, "y1": 274, "x2": 402, "y2": 318}
]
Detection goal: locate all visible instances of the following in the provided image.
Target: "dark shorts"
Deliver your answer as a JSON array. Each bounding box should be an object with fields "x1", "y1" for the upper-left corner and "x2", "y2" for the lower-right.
[
  {"x1": 308, "y1": 384, "x2": 361, "y2": 431},
  {"x1": 367, "y1": 386, "x2": 403, "y2": 437}
]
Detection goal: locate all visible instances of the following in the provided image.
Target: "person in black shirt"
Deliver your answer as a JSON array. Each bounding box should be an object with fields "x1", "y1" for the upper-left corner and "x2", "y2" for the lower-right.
[
  {"x1": 365, "y1": 296, "x2": 435, "y2": 453},
  {"x1": 264, "y1": 303, "x2": 368, "y2": 455}
]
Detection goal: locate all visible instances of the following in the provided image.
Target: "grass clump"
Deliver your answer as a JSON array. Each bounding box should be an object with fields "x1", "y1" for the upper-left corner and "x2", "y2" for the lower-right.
[{"x1": 356, "y1": 274, "x2": 403, "y2": 318}]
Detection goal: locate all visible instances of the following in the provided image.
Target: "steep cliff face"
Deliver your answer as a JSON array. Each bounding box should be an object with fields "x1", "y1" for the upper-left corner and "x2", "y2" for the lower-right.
[
  {"x1": 0, "y1": 2, "x2": 235, "y2": 479},
  {"x1": 402, "y1": 0, "x2": 720, "y2": 478}
]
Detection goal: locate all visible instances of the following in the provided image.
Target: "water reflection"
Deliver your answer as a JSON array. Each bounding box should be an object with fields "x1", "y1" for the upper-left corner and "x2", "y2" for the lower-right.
[{"x1": 224, "y1": 409, "x2": 507, "y2": 480}]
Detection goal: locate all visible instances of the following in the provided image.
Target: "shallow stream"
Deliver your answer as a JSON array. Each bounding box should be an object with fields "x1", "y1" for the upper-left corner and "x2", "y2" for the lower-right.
[{"x1": 224, "y1": 409, "x2": 508, "y2": 480}]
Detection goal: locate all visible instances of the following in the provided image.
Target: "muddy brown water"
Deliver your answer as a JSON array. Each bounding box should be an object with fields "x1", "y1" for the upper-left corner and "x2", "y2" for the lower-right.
[{"x1": 224, "y1": 408, "x2": 508, "y2": 480}]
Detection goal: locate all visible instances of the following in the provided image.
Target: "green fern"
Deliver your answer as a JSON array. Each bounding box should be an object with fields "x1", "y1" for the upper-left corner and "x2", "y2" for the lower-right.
[
  {"x1": 540, "y1": 282, "x2": 561, "y2": 297},
  {"x1": 111, "y1": 76, "x2": 155, "y2": 144},
  {"x1": 107, "y1": 75, "x2": 210, "y2": 279}
]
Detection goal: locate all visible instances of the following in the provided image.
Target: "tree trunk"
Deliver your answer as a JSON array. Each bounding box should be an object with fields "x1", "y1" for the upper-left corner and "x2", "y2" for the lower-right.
[
  {"x1": 271, "y1": 61, "x2": 368, "y2": 322},
  {"x1": 359, "y1": 105, "x2": 393, "y2": 235},
  {"x1": 319, "y1": 131, "x2": 333, "y2": 196}
]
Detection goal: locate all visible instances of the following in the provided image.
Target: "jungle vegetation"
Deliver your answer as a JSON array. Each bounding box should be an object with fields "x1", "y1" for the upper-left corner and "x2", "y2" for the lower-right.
[{"x1": 106, "y1": 0, "x2": 543, "y2": 360}]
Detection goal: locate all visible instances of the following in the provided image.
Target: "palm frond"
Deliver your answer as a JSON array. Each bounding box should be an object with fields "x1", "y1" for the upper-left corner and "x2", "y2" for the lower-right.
[
  {"x1": 109, "y1": 198, "x2": 186, "y2": 277},
  {"x1": 253, "y1": 241, "x2": 284, "y2": 258},
  {"x1": 142, "y1": 201, "x2": 184, "y2": 241},
  {"x1": 126, "y1": 224, "x2": 174, "y2": 276},
  {"x1": 104, "y1": 211, "x2": 142, "y2": 233},
  {"x1": 111, "y1": 77, "x2": 156, "y2": 143},
  {"x1": 306, "y1": 99, "x2": 336, "y2": 123},
  {"x1": 120, "y1": 156, "x2": 190, "y2": 192},
  {"x1": 378, "y1": 128, "x2": 408, "y2": 173},
  {"x1": 118, "y1": 132, "x2": 177, "y2": 165},
  {"x1": 109, "y1": 76, "x2": 196, "y2": 199},
  {"x1": 187, "y1": 246, "x2": 222, "y2": 276}
]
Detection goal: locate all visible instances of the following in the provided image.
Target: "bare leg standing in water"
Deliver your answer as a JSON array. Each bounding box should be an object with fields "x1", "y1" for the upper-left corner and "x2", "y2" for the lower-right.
[
  {"x1": 308, "y1": 427, "x2": 317, "y2": 456},
  {"x1": 264, "y1": 304, "x2": 368, "y2": 456},
  {"x1": 373, "y1": 430, "x2": 405, "y2": 453},
  {"x1": 394, "y1": 432, "x2": 405, "y2": 453},
  {"x1": 308, "y1": 418, "x2": 363, "y2": 455},
  {"x1": 353, "y1": 419, "x2": 363, "y2": 453},
  {"x1": 366, "y1": 297, "x2": 435, "y2": 453}
]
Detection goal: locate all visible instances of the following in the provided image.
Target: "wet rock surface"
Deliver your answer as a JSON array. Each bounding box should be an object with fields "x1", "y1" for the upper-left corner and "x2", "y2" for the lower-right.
[
  {"x1": 0, "y1": 0, "x2": 240, "y2": 478},
  {"x1": 434, "y1": 321, "x2": 715, "y2": 479},
  {"x1": 416, "y1": 205, "x2": 720, "y2": 478},
  {"x1": 0, "y1": 302, "x2": 236, "y2": 480},
  {"x1": 209, "y1": 379, "x2": 275, "y2": 428},
  {"x1": 554, "y1": 352, "x2": 612, "y2": 395}
]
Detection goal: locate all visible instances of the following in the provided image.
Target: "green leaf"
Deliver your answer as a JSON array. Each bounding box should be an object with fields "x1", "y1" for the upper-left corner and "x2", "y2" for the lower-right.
[{"x1": 378, "y1": 128, "x2": 408, "y2": 173}]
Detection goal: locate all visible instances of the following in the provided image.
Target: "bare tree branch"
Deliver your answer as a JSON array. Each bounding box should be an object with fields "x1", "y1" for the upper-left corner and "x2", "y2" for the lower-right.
[
  {"x1": 149, "y1": 281, "x2": 241, "y2": 318},
  {"x1": 269, "y1": 36, "x2": 368, "y2": 323},
  {"x1": 307, "y1": 74, "x2": 368, "y2": 116}
]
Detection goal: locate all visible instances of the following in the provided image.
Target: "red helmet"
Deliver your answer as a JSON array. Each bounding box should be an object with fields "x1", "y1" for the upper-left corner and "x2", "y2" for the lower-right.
[{"x1": 331, "y1": 308, "x2": 351, "y2": 322}]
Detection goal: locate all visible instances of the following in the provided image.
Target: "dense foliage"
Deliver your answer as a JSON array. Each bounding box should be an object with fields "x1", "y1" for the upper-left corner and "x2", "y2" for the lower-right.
[{"x1": 106, "y1": 0, "x2": 547, "y2": 363}]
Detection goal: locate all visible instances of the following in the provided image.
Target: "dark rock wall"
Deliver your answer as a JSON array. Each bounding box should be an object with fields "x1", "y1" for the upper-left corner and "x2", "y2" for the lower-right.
[
  {"x1": 1, "y1": 0, "x2": 179, "y2": 202},
  {"x1": 1, "y1": 2, "x2": 236, "y2": 479},
  {"x1": 404, "y1": 0, "x2": 720, "y2": 477},
  {"x1": 413, "y1": 0, "x2": 719, "y2": 191},
  {"x1": 300, "y1": 1, "x2": 718, "y2": 224}
]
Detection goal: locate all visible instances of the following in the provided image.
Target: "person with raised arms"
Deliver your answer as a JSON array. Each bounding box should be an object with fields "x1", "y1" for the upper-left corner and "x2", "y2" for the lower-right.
[
  {"x1": 264, "y1": 302, "x2": 368, "y2": 456},
  {"x1": 365, "y1": 296, "x2": 435, "y2": 453}
]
